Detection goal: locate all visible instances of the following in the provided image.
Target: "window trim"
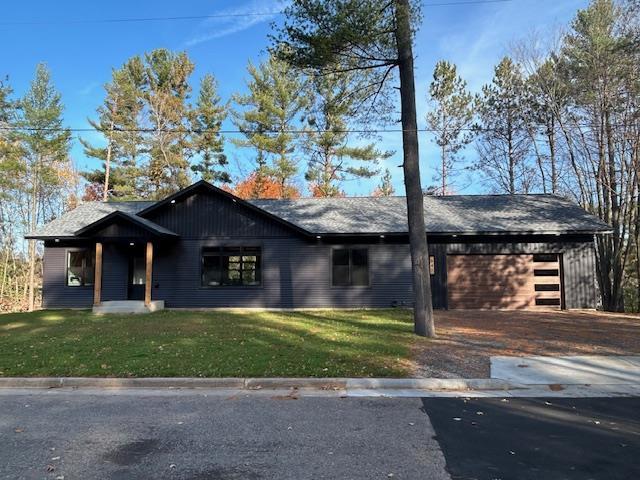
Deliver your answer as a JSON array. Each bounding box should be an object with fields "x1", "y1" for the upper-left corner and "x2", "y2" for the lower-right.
[
  {"x1": 200, "y1": 245, "x2": 263, "y2": 289},
  {"x1": 65, "y1": 248, "x2": 95, "y2": 288},
  {"x1": 330, "y1": 246, "x2": 371, "y2": 288}
]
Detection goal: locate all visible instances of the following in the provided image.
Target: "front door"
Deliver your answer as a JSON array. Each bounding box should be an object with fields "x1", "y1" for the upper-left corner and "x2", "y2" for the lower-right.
[{"x1": 127, "y1": 253, "x2": 146, "y2": 300}]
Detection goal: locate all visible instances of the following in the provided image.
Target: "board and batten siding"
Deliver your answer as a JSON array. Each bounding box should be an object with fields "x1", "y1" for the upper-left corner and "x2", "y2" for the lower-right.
[{"x1": 145, "y1": 191, "x2": 292, "y2": 238}]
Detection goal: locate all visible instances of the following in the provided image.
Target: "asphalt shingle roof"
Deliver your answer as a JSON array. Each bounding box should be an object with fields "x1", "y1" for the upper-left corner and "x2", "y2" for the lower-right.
[
  {"x1": 249, "y1": 194, "x2": 611, "y2": 235},
  {"x1": 28, "y1": 194, "x2": 610, "y2": 238},
  {"x1": 28, "y1": 201, "x2": 155, "y2": 238}
]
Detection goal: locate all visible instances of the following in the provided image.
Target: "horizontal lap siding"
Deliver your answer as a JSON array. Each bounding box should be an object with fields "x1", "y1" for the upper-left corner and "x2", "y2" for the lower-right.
[
  {"x1": 153, "y1": 239, "x2": 414, "y2": 309},
  {"x1": 42, "y1": 248, "x2": 93, "y2": 308}
]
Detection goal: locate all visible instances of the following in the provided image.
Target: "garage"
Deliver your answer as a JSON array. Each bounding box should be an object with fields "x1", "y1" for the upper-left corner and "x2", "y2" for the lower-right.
[{"x1": 446, "y1": 254, "x2": 562, "y2": 310}]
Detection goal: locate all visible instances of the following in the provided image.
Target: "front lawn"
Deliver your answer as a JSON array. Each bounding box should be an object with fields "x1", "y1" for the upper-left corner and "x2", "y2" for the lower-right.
[{"x1": 0, "y1": 309, "x2": 419, "y2": 378}]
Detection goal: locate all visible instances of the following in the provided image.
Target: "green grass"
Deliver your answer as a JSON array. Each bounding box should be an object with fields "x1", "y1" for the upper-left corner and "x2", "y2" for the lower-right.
[{"x1": 0, "y1": 309, "x2": 420, "y2": 378}]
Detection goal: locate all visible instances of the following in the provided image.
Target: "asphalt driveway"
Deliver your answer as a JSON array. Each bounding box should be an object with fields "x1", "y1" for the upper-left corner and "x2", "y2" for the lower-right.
[{"x1": 423, "y1": 397, "x2": 640, "y2": 480}]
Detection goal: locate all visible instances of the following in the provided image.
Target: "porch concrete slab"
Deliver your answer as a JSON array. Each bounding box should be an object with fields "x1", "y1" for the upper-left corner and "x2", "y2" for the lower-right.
[
  {"x1": 491, "y1": 355, "x2": 640, "y2": 385},
  {"x1": 92, "y1": 300, "x2": 165, "y2": 314}
]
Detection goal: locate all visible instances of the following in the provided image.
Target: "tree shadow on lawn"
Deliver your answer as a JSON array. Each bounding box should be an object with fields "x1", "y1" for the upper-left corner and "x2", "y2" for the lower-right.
[{"x1": 0, "y1": 309, "x2": 416, "y2": 378}]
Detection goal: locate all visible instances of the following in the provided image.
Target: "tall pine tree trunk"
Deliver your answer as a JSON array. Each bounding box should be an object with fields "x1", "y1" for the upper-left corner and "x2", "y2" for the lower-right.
[
  {"x1": 395, "y1": 0, "x2": 435, "y2": 337},
  {"x1": 441, "y1": 143, "x2": 447, "y2": 195},
  {"x1": 27, "y1": 166, "x2": 39, "y2": 312},
  {"x1": 103, "y1": 121, "x2": 115, "y2": 202}
]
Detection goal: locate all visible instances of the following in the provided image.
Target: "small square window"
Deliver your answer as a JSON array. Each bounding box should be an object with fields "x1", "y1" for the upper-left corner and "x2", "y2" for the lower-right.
[
  {"x1": 332, "y1": 248, "x2": 369, "y2": 287},
  {"x1": 66, "y1": 249, "x2": 95, "y2": 287}
]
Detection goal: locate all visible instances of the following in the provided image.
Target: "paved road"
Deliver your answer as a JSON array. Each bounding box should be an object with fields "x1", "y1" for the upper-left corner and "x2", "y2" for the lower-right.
[
  {"x1": 2, "y1": 392, "x2": 639, "y2": 479},
  {"x1": 422, "y1": 397, "x2": 640, "y2": 480},
  {"x1": 0, "y1": 393, "x2": 449, "y2": 480}
]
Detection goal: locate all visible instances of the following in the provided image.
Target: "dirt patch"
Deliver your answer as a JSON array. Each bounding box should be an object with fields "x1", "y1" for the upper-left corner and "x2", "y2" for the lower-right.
[{"x1": 411, "y1": 310, "x2": 640, "y2": 378}]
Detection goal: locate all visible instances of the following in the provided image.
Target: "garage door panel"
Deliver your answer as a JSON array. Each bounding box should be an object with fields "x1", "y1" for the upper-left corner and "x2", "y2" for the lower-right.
[{"x1": 447, "y1": 254, "x2": 561, "y2": 310}]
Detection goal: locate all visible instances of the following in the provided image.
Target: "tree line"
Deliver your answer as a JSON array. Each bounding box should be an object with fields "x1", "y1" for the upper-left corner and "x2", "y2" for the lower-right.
[
  {"x1": 424, "y1": 0, "x2": 640, "y2": 312},
  {"x1": 0, "y1": 0, "x2": 638, "y2": 315}
]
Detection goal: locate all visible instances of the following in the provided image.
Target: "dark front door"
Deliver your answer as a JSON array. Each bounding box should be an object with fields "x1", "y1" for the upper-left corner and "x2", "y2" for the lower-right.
[{"x1": 128, "y1": 253, "x2": 146, "y2": 300}]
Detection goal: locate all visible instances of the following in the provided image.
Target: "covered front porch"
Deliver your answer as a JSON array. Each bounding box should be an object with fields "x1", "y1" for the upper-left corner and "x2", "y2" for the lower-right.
[{"x1": 75, "y1": 210, "x2": 179, "y2": 314}]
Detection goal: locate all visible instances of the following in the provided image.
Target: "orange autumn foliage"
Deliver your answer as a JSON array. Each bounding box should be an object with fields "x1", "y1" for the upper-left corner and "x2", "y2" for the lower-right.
[{"x1": 223, "y1": 173, "x2": 301, "y2": 200}]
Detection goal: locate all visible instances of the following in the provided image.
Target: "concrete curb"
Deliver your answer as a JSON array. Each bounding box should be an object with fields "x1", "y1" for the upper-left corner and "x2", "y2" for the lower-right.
[{"x1": 0, "y1": 377, "x2": 514, "y2": 391}]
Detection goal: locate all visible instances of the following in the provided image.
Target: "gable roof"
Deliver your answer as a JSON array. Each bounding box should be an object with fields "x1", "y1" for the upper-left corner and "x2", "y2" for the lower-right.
[
  {"x1": 137, "y1": 180, "x2": 311, "y2": 236},
  {"x1": 25, "y1": 201, "x2": 155, "y2": 239},
  {"x1": 26, "y1": 181, "x2": 611, "y2": 240},
  {"x1": 74, "y1": 210, "x2": 179, "y2": 238}
]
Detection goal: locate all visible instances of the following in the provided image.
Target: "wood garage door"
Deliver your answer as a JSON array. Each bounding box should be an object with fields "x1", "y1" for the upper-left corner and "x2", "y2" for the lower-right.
[{"x1": 446, "y1": 254, "x2": 562, "y2": 310}]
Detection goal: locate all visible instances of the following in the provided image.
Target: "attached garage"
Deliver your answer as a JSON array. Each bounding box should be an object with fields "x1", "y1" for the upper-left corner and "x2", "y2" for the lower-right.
[{"x1": 446, "y1": 253, "x2": 562, "y2": 310}]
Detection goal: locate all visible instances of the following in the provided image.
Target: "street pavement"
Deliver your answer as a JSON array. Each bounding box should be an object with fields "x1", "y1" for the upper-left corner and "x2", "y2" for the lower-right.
[
  {"x1": 0, "y1": 393, "x2": 449, "y2": 480},
  {"x1": 1, "y1": 391, "x2": 639, "y2": 479}
]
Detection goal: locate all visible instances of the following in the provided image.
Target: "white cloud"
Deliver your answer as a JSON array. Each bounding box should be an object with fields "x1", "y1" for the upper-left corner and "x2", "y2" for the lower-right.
[
  {"x1": 78, "y1": 81, "x2": 100, "y2": 96},
  {"x1": 185, "y1": 0, "x2": 289, "y2": 47}
]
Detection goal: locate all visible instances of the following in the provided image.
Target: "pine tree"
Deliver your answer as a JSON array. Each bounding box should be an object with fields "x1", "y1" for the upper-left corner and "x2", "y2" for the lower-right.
[
  {"x1": 140, "y1": 49, "x2": 195, "y2": 198},
  {"x1": 189, "y1": 74, "x2": 229, "y2": 184},
  {"x1": 18, "y1": 64, "x2": 71, "y2": 311},
  {"x1": 232, "y1": 55, "x2": 307, "y2": 198},
  {"x1": 426, "y1": 61, "x2": 475, "y2": 195},
  {"x1": 373, "y1": 169, "x2": 396, "y2": 196},
  {"x1": 475, "y1": 57, "x2": 534, "y2": 194},
  {"x1": 304, "y1": 73, "x2": 390, "y2": 197},
  {"x1": 274, "y1": 0, "x2": 436, "y2": 336},
  {"x1": 80, "y1": 61, "x2": 144, "y2": 200}
]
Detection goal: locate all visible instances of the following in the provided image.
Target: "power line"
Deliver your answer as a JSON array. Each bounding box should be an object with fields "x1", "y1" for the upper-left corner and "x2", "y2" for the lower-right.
[
  {"x1": 0, "y1": 12, "x2": 283, "y2": 27},
  {"x1": 1, "y1": 122, "x2": 637, "y2": 135},
  {"x1": 0, "y1": 0, "x2": 513, "y2": 26}
]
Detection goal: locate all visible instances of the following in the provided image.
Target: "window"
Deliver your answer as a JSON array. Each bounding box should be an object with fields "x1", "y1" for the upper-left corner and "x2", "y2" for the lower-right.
[
  {"x1": 332, "y1": 248, "x2": 369, "y2": 287},
  {"x1": 201, "y1": 246, "x2": 261, "y2": 287},
  {"x1": 66, "y1": 250, "x2": 95, "y2": 287}
]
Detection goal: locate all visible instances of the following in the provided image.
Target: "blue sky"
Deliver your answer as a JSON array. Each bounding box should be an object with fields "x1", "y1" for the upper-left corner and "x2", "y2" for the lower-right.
[{"x1": 1, "y1": 0, "x2": 589, "y2": 196}]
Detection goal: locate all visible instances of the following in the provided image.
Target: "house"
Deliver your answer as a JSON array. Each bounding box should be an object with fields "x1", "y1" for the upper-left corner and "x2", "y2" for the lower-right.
[{"x1": 26, "y1": 180, "x2": 611, "y2": 312}]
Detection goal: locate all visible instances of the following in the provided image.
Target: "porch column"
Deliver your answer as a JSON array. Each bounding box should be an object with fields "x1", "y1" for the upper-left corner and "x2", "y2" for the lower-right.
[
  {"x1": 145, "y1": 241, "x2": 153, "y2": 306},
  {"x1": 93, "y1": 242, "x2": 102, "y2": 306}
]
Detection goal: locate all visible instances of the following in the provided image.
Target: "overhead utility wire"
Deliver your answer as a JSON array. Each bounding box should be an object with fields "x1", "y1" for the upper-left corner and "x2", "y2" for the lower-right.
[
  {"x1": 0, "y1": 0, "x2": 513, "y2": 26},
  {"x1": 0, "y1": 122, "x2": 633, "y2": 135}
]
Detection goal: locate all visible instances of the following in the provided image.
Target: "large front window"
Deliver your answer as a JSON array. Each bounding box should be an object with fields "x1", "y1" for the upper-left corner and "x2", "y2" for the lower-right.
[
  {"x1": 66, "y1": 249, "x2": 95, "y2": 287},
  {"x1": 332, "y1": 248, "x2": 369, "y2": 287},
  {"x1": 201, "y1": 246, "x2": 262, "y2": 287}
]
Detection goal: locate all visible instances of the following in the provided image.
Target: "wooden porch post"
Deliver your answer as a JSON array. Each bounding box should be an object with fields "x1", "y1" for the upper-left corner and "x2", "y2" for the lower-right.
[
  {"x1": 94, "y1": 242, "x2": 102, "y2": 306},
  {"x1": 145, "y1": 241, "x2": 153, "y2": 306}
]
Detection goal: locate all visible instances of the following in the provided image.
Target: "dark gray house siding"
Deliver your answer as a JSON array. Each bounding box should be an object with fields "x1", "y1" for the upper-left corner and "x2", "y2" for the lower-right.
[
  {"x1": 43, "y1": 235, "x2": 597, "y2": 310},
  {"x1": 37, "y1": 184, "x2": 605, "y2": 310},
  {"x1": 42, "y1": 244, "x2": 94, "y2": 309}
]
